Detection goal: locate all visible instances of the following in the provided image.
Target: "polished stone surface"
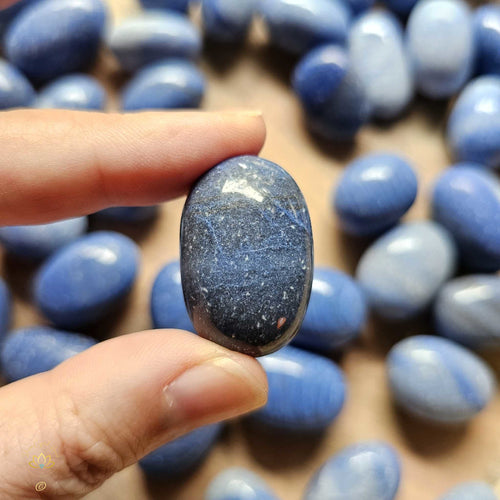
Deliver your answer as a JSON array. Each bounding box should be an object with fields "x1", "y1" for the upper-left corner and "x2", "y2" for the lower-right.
[
  {"x1": 474, "y1": 5, "x2": 500, "y2": 76},
  {"x1": 0, "y1": 279, "x2": 11, "y2": 338},
  {"x1": 34, "y1": 231, "x2": 139, "y2": 329},
  {"x1": 95, "y1": 206, "x2": 159, "y2": 223},
  {"x1": 252, "y1": 346, "x2": 346, "y2": 431},
  {"x1": 446, "y1": 76, "x2": 500, "y2": 169},
  {"x1": 439, "y1": 481, "x2": 498, "y2": 500},
  {"x1": 0, "y1": 326, "x2": 96, "y2": 382},
  {"x1": 356, "y1": 221, "x2": 456, "y2": 319},
  {"x1": 0, "y1": 58, "x2": 35, "y2": 109},
  {"x1": 107, "y1": 11, "x2": 201, "y2": 73},
  {"x1": 202, "y1": 0, "x2": 254, "y2": 42},
  {"x1": 0, "y1": 217, "x2": 88, "y2": 260},
  {"x1": 0, "y1": 0, "x2": 41, "y2": 34},
  {"x1": 139, "y1": 0, "x2": 190, "y2": 12},
  {"x1": 181, "y1": 155, "x2": 313, "y2": 356},
  {"x1": 292, "y1": 267, "x2": 367, "y2": 351},
  {"x1": 121, "y1": 59, "x2": 205, "y2": 111},
  {"x1": 5, "y1": 0, "x2": 107, "y2": 82},
  {"x1": 406, "y1": 0, "x2": 475, "y2": 98},
  {"x1": 334, "y1": 152, "x2": 418, "y2": 236},
  {"x1": 304, "y1": 441, "x2": 401, "y2": 500},
  {"x1": 432, "y1": 164, "x2": 500, "y2": 272},
  {"x1": 387, "y1": 335, "x2": 496, "y2": 423}
]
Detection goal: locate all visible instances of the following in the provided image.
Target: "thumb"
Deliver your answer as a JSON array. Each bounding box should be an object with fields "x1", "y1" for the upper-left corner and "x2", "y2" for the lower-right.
[{"x1": 0, "y1": 329, "x2": 267, "y2": 499}]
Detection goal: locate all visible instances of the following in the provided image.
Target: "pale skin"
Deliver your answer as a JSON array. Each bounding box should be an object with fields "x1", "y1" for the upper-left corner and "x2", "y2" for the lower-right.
[{"x1": 0, "y1": 109, "x2": 269, "y2": 499}]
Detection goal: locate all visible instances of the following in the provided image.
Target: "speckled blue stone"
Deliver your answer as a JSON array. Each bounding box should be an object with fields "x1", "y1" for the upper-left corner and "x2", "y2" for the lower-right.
[
  {"x1": 0, "y1": 326, "x2": 96, "y2": 382},
  {"x1": 387, "y1": 335, "x2": 496, "y2": 423},
  {"x1": 94, "y1": 206, "x2": 159, "y2": 223},
  {"x1": 334, "y1": 153, "x2": 418, "y2": 236},
  {"x1": 107, "y1": 11, "x2": 201, "y2": 73},
  {"x1": 0, "y1": 58, "x2": 35, "y2": 109},
  {"x1": 356, "y1": 221, "x2": 457, "y2": 320},
  {"x1": 446, "y1": 76, "x2": 500, "y2": 169},
  {"x1": 435, "y1": 275, "x2": 500, "y2": 350},
  {"x1": 139, "y1": 0, "x2": 190, "y2": 12},
  {"x1": 0, "y1": 279, "x2": 11, "y2": 339},
  {"x1": 0, "y1": 217, "x2": 88, "y2": 260},
  {"x1": 252, "y1": 346, "x2": 346, "y2": 431},
  {"x1": 432, "y1": 165, "x2": 500, "y2": 272},
  {"x1": 474, "y1": 6, "x2": 500, "y2": 76},
  {"x1": 181, "y1": 155, "x2": 313, "y2": 356},
  {"x1": 202, "y1": 0, "x2": 254, "y2": 42},
  {"x1": 5, "y1": 0, "x2": 107, "y2": 82},
  {"x1": 406, "y1": 0, "x2": 475, "y2": 99},
  {"x1": 439, "y1": 481, "x2": 498, "y2": 500},
  {"x1": 349, "y1": 11, "x2": 414, "y2": 120},
  {"x1": 205, "y1": 467, "x2": 278, "y2": 500},
  {"x1": 258, "y1": 0, "x2": 351, "y2": 55},
  {"x1": 151, "y1": 260, "x2": 195, "y2": 332},
  {"x1": 139, "y1": 424, "x2": 222, "y2": 478},
  {"x1": 304, "y1": 441, "x2": 401, "y2": 500},
  {"x1": 121, "y1": 60, "x2": 205, "y2": 111},
  {"x1": 292, "y1": 267, "x2": 367, "y2": 352},
  {"x1": 383, "y1": 0, "x2": 418, "y2": 17},
  {"x1": 34, "y1": 231, "x2": 139, "y2": 329},
  {"x1": 35, "y1": 74, "x2": 106, "y2": 110}
]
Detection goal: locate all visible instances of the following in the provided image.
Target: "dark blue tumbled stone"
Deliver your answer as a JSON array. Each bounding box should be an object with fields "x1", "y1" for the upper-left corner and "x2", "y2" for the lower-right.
[
  {"x1": 0, "y1": 279, "x2": 11, "y2": 339},
  {"x1": 202, "y1": 0, "x2": 255, "y2": 42},
  {"x1": 0, "y1": 58, "x2": 35, "y2": 109},
  {"x1": 473, "y1": 5, "x2": 500, "y2": 76},
  {"x1": 139, "y1": 0, "x2": 190, "y2": 12},
  {"x1": 94, "y1": 206, "x2": 159, "y2": 223},
  {"x1": 0, "y1": 0, "x2": 41, "y2": 35},
  {"x1": 180, "y1": 155, "x2": 313, "y2": 356}
]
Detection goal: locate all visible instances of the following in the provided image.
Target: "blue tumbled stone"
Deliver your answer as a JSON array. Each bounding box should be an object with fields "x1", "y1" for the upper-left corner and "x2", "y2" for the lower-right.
[
  {"x1": 180, "y1": 155, "x2": 313, "y2": 356},
  {"x1": 406, "y1": 0, "x2": 475, "y2": 99},
  {"x1": 5, "y1": 0, "x2": 107, "y2": 82},
  {"x1": 0, "y1": 0, "x2": 41, "y2": 35},
  {"x1": 432, "y1": 164, "x2": 500, "y2": 272},
  {"x1": 345, "y1": 0, "x2": 375, "y2": 16},
  {"x1": 292, "y1": 267, "x2": 367, "y2": 352},
  {"x1": 473, "y1": 5, "x2": 500, "y2": 76},
  {"x1": 34, "y1": 231, "x2": 139, "y2": 329},
  {"x1": 94, "y1": 206, "x2": 159, "y2": 223},
  {"x1": 383, "y1": 0, "x2": 418, "y2": 17},
  {"x1": 334, "y1": 153, "x2": 418, "y2": 236},
  {"x1": 107, "y1": 11, "x2": 201, "y2": 73},
  {"x1": 439, "y1": 481, "x2": 498, "y2": 500},
  {"x1": 0, "y1": 217, "x2": 88, "y2": 260},
  {"x1": 304, "y1": 441, "x2": 401, "y2": 500},
  {"x1": 139, "y1": 424, "x2": 222, "y2": 478},
  {"x1": 202, "y1": 0, "x2": 254, "y2": 42},
  {"x1": 151, "y1": 260, "x2": 195, "y2": 332},
  {"x1": 121, "y1": 59, "x2": 205, "y2": 111},
  {"x1": 0, "y1": 326, "x2": 96, "y2": 382},
  {"x1": 139, "y1": 0, "x2": 190, "y2": 12},
  {"x1": 0, "y1": 58, "x2": 35, "y2": 109},
  {"x1": 356, "y1": 221, "x2": 456, "y2": 320},
  {"x1": 0, "y1": 279, "x2": 11, "y2": 339},
  {"x1": 446, "y1": 76, "x2": 500, "y2": 169},
  {"x1": 252, "y1": 346, "x2": 346, "y2": 431},
  {"x1": 387, "y1": 335, "x2": 496, "y2": 423},
  {"x1": 258, "y1": 0, "x2": 351, "y2": 55}
]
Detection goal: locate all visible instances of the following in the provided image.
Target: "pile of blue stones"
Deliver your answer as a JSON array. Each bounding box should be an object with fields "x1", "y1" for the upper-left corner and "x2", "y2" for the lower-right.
[{"x1": 0, "y1": 0, "x2": 499, "y2": 498}]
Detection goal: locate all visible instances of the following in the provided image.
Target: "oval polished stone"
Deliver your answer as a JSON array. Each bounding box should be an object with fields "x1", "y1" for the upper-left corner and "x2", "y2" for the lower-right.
[
  {"x1": 474, "y1": 5, "x2": 500, "y2": 76},
  {"x1": 432, "y1": 165, "x2": 500, "y2": 272},
  {"x1": 180, "y1": 155, "x2": 313, "y2": 356},
  {"x1": 258, "y1": 0, "x2": 351, "y2": 55},
  {"x1": 202, "y1": 0, "x2": 254, "y2": 42},
  {"x1": 139, "y1": 0, "x2": 190, "y2": 12},
  {"x1": 151, "y1": 260, "x2": 195, "y2": 332},
  {"x1": 5, "y1": 0, "x2": 107, "y2": 82},
  {"x1": 356, "y1": 221, "x2": 456, "y2": 320},
  {"x1": 0, "y1": 326, "x2": 96, "y2": 382},
  {"x1": 0, "y1": 278, "x2": 11, "y2": 338},
  {"x1": 446, "y1": 76, "x2": 500, "y2": 169},
  {"x1": 304, "y1": 441, "x2": 401, "y2": 500},
  {"x1": 0, "y1": 217, "x2": 88, "y2": 260},
  {"x1": 349, "y1": 11, "x2": 414, "y2": 120},
  {"x1": 334, "y1": 153, "x2": 418, "y2": 236},
  {"x1": 94, "y1": 206, "x2": 159, "y2": 223},
  {"x1": 0, "y1": 58, "x2": 35, "y2": 109},
  {"x1": 252, "y1": 346, "x2": 346, "y2": 431},
  {"x1": 121, "y1": 60, "x2": 205, "y2": 111},
  {"x1": 139, "y1": 424, "x2": 222, "y2": 477},
  {"x1": 439, "y1": 481, "x2": 498, "y2": 500},
  {"x1": 387, "y1": 335, "x2": 496, "y2": 423},
  {"x1": 34, "y1": 231, "x2": 139, "y2": 329},
  {"x1": 407, "y1": 0, "x2": 475, "y2": 99},
  {"x1": 107, "y1": 11, "x2": 201, "y2": 73},
  {"x1": 292, "y1": 268, "x2": 367, "y2": 351}
]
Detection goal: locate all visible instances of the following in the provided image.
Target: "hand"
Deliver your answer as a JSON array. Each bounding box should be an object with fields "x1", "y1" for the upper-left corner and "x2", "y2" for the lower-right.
[{"x1": 0, "y1": 109, "x2": 268, "y2": 499}]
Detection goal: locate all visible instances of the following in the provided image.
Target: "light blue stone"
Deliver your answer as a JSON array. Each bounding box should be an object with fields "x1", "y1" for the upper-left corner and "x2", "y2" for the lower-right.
[
  {"x1": 107, "y1": 10, "x2": 201, "y2": 73},
  {"x1": 349, "y1": 10, "x2": 414, "y2": 120},
  {"x1": 121, "y1": 59, "x2": 205, "y2": 111},
  {"x1": 292, "y1": 267, "x2": 367, "y2": 351},
  {"x1": 94, "y1": 206, "x2": 159, "y2": 223},
  {"x1": 0, "y1": 279, "x2": 11, "y2": 339},
  {"x1": 252, "y1": 346, "x2": 346, "y2": 432},
  {"x1": 446, "y1": 76, "x2": 500, "y2": 169},
  {"x1": 474, "y1": 5, "x2": 500, "y2": 76},
  {"x1": 202, "y1": 0, "x2": 255, "y2": 42},
  {"x1": 0, "y1": 217, "x2": 88, "y2": 260},
  {"x1": 356, "y1": 221, "x2": 456, "y2": 320},
  {"x1": 304, "y1": 441, "x2": 401, "y2": 500},
  {"x1": 383, "y1": 0, "x2": 418, "y2": 17},
  {"x1": 34, "y1": 231, "x2": 139, "y2": 329},
  {"x1": 431, "y1": 164, "x2": 500, "y2": 272},
  {"x1": 387, "y1": 335, "x2": 496, "y2": 423},
  {"x1": 439, "y1": 481, "x2": 498, "y2": 500},
  {"x1": 0, "y1": 326, "x2": 96, "y2": 382},
  {"x1": 334, "y1": 152, "x2": 418, "y2": 236},
  {"x1": 406, "y1": 0, "x2": 475, "y2": 98},
  {"x1": 139, "y1": 0, "x2": 190, "y2": 12},
  {"x1": 0, "y1": 58, "x2": 35, "y2": 109}
]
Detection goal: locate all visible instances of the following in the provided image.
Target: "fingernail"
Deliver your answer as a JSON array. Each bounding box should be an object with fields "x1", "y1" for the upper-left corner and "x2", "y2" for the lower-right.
[{"x1": 222, "y1": 108, "x2": 263, "y2": 118}]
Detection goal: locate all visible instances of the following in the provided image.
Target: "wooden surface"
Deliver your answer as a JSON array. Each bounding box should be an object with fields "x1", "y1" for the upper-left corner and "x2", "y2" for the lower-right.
[{"x1": 2, "y1": 1, "x2": 499, "y2": 498}]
